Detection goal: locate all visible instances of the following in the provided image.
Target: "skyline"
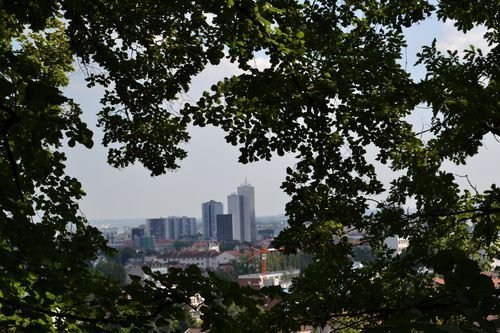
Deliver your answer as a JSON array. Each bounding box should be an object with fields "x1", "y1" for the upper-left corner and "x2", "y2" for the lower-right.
[
  {"x1": 89, "y1": 181, "x2": 265, "y2": 225},
  {"x1": 88, "y1": 214, "x2": 286, "y2": 231}
]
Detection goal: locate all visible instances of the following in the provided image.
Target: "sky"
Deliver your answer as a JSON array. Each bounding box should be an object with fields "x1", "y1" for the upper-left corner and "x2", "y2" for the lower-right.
[
  {"x1": 63, "y1": 15, "x2": 499, "y2": 220},
  {"x1": 65, "y1": 60, "x2": 296, "y2": 220}
]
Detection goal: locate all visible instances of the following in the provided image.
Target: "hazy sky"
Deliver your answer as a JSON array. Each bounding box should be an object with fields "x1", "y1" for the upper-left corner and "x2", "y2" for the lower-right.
[{"x1": 63, "y1": 16, "x2": 499, "y2": 220}]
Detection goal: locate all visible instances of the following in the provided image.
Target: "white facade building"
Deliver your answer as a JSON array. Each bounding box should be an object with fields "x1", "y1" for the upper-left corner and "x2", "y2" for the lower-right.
[
  {"x1": 228, "y1": 193, "x2": 243, "y2": 241},
  {"x1": 384, "y1": 236, "x2": 409, "y2": 255},
  {"x1": 228, "y1": 180, "x2": 257, "y2": 242},
  {"x1": 158, "y1": 251, "x2": 236, "y2": 270},
  {"x1": 237, "y1": 180, "x2": 256, "y2": 242}
]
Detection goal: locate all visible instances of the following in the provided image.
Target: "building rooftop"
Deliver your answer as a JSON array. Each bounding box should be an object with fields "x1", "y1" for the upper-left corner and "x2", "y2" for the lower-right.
[
  {"x1": 158, "y1": 250, "x2": 220, "y2": 259},
  {"x1": 238, "y1": 269, "x2": 300, "y2": 279}
]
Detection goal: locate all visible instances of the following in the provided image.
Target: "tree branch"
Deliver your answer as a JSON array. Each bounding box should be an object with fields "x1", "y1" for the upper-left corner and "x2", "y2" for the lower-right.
[{"x1": 409, "y1": 207, "x2": 500, "y2": 219}]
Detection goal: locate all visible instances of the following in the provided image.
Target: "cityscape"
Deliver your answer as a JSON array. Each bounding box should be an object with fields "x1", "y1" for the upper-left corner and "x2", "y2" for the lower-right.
[
  {"x1": 97, "y1": 180, "x2": 279, "y2": 248},
  {"x1": 94, "y1": 179, "x2": 416, "y2": 286},
  {"x1": 92, "y1": 180, "x2": 441, "y2": 331},
  {"x1": 94, "y1": 180, "x2": 307, "y2": 301},
  {"x1": 3, "y1": 2, "x2": 499, "y2": 332}
]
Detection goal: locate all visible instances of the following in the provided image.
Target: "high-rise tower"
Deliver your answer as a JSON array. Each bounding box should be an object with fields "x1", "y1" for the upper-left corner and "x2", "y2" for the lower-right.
[
  {"x1": 166, "y1": 216, "x2": 196, "y2": 240},
  {"x1": 216, "y1": 214, "x2": 233, "y2": 242},
  {"x1": 228, "y1": 180, "x2": 256, "y2": 242},
  {"x1": 202, "y1": 200, "x2": 223, "y2": 240},
  {"x1": 146, "y1": 218, "x2": 166, "y2": 240},
  {"x1": 237, "y1": 179, "x2": 256, "y2": 242},
  {"x1": 228, "y1": 193, "x2": 243, "y2": 241}
]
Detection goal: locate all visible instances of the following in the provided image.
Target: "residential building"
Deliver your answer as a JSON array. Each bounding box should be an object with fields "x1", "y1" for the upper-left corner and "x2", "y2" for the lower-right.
[
  {"x1": 188, "y1": 240, "x2": 219, "y2": 252},
  {"x1": 384, "y1": 235, "x2": 409, "y2": 255},
  {"x1": 238, "y1": 269, "x2": 300, "y2": 289},
  {"x1": 146, "y1": 218, "x2": 167, "y2": 241},
  {"x1": 216, "y1": 251, "x2": 236, "y2": 265},
  {"x1": 98, "y1": 227, "x2": 135, "y2": 248},
  {"x1": 166, "y1": 216, "x2": 196, "y2": 240},
  {"x1": 154, "y1": 239, "x2": 175, "y2": 252},
  {"x1": 182, "y1": 216, "x2": 197, "y2": 238},
  {"x1": 202, "y1": 200, "x2": 223, "y2": 240},
  {"x1": 347, "y1": 229, "x2": 409, "y2": 254},
  {"x1": 158, "y1": 250, "x2": 234, "y2": 270},
  {"x1": 125, "y1": 261, "x2": 169, "y2": 284}
]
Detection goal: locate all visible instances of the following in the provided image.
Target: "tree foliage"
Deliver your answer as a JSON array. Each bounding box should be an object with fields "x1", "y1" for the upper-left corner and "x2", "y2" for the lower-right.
[
  {"x1": 94, "y1": 261, "x2": 127, "y2": 286},
  {"x1": 1, "y1": 0, "x2": 499, "y2": 332},
  {"x1": 266, "y1": 251, "x2": 313, "y2": 272},
  {"x1": 173, "y1": 240, "x2": 192, "y2": 252}
]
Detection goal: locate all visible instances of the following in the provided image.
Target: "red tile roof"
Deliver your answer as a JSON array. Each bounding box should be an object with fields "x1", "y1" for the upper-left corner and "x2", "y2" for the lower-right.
[{"x1": 158, "y1": 250, "x2": 220, "y2": 259}]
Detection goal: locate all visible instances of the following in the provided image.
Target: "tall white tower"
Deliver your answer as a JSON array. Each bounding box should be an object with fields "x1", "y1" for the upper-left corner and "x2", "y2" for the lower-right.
[
  {"x1": 202, "y1": 200, "x2": 223, "y2": 240},
  {"x1": 237, "y1": 179, "x2": 256, "y2": 242},
  {"x1": 228, "y1": 193, "x2": 243, "y2": 241}
]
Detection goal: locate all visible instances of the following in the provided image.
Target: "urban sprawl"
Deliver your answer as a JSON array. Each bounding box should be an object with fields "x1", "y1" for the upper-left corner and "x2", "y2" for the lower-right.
[{"x1": 94, "y1": 180, "x2": 499, "y2": 332}]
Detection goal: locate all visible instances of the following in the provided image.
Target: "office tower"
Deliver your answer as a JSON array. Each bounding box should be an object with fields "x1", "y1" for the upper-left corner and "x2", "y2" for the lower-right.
[
  {"x1": 228, "y1": 193, "x2": 243, "y2": 241},
  {"x1": 238, "y1": 180, "x2": 256, "y2": 242},
  {"x1": 202, "y1": 200, "x2": 223, "y2": 240},
  {"x1": 146, "y1": 218, "x2": 166, "y2": 240},
  {"x1": 216, "y1": 214, "x2": 233, "y2": 242},
  {"x1": 228, "y1": 180, "x2": 257, "y2": 242}
]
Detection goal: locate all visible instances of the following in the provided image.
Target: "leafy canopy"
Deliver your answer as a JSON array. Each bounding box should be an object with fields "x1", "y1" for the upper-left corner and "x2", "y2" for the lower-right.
[{"x1": 0, "y1": 0, "x2": 499, "y2": 332}]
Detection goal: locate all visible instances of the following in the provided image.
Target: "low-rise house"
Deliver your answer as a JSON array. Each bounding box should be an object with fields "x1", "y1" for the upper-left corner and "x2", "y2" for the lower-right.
[
  {"x1": 188, "y1": 241, "x2": 220, "y2": 252},
  {"x1": 125, "y1": 261, "x2": 170, "y2": 283},
  {"x1": 156, "y1": 250, "x2": 235, "y2": 270},
  {"x1": 238, "y1": 269, "x2": 300, "y2": 289},
  {"x1": 155, "y1": 239, "x2": 175, "y2": 252},
  {"x1": 346, "y1": 229, "x2": 409, "y2": 255},
  {"x1": 216, "y1": 251, "x2": 236, "y2": 265},
  {"x1": 158, "y1": 251, "x2": 220, "y2": 270},
  {"x1": 125, "y1": 264, "x2": 145, "y2": 284},
  {"x1": 224, "y1": 250, "x2": 243, "y2": 259}
]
